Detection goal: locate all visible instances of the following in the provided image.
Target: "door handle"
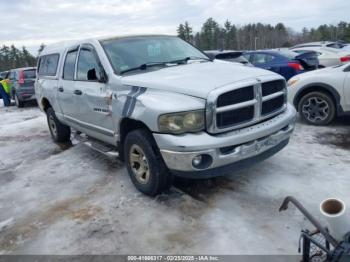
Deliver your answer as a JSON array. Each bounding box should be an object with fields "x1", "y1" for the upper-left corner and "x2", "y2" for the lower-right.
[
  {"x1": 74, "y1": 90, "x2": 83, "y2": 95},
  {"x1": 58, "y1": 87, "x2": 64, "y2": 92}
]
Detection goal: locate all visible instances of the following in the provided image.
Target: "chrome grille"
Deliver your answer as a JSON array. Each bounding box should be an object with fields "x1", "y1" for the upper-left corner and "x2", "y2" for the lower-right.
[
  {"x1": 217, "y1": 86, "x2": 254, "y2": 107},
  {"x1": 206, "y1": 78, "x2": 287, "y2": 134}
]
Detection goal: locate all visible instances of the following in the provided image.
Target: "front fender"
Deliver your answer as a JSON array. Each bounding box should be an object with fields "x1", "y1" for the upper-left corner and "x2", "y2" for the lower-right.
[{"x1": 112, "y1": 86, "x2": 206, "y2": 132}]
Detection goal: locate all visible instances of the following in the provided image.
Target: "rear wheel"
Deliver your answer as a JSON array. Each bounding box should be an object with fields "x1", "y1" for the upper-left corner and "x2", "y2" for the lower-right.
[
  {"x1": 298, "y1": 91, "x2": 335, "y2": 125},
  {"x1": 124, "y1": 128, "x2": 173, "y2": 196},
  {"x1": 15, "y1": 93, "x2": 24, "y2": 108},
  {"x1": 46, "y1": 107, "x2": 71, "y2": 142}
]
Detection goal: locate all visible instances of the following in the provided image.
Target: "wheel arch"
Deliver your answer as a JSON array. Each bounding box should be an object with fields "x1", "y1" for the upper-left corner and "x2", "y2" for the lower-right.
[
  {"x1": 41, "y1": 97, "x2": 52, "y2": 112},
  {"x1": 293, "y1": 83, "x2": 343, "y2": 115},
  {"x1": 118, "y1": 118, "x2": 154, "y2": 161}
]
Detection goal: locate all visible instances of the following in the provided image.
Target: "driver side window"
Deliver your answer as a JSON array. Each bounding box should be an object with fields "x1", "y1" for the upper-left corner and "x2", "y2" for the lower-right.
[{"x1": 76, "y1": 47, "x2": 103, "y2": 81}]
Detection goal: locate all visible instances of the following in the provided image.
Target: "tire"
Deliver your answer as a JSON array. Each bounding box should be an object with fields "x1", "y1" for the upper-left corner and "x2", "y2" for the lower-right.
[
  {"x1": 46, "y1": 107, "x2": 71, "y2": 143},
  {"x1": 15, "y1": 93, "x2": 24, "y2": 108},
  {"x1": 124, "y1": 128, "x2": 173, "y2": 196},
  {"x1": 298, "y1": 91, "x2": 335, "y2": 125}
]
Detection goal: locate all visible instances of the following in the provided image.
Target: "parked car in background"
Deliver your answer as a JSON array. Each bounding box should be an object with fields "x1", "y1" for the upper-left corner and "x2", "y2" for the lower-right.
[
  {"x1": 291, "y1": 46, "x2": 350, "y2": 68},
  {"x1": 288, "y1": 63, "x2": 350, "y2": 125},
  {"x1": 291, "y1": 41, "x2": 347, "y2": 49},
  {"x1": 5, "y1": 67, "x2": 37, "y2": 107},
  {"x1": 36, "y1": 35, "x2": 296, "y2": 196},
  {"x1": 0, "y1": 71, "x2": 8, "y2": 79},
  {"x1": 243, "y1": 50, "x2": 319, "y2": 80},
  {"x1": 341, "y1": 44, "x2": 350, "y2": 51},
  {"x1": 204, "y1": 50, "x2": 253, "y2": 66}
]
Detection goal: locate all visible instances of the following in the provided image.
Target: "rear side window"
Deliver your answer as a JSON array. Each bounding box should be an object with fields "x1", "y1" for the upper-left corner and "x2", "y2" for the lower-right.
[
  {"x1": 253, "y1": 54, "x2": 274, "y2": 64},
  {"x1": 63, "y1": 50, "x2": 78, "y2": 80},
  {"x1": 38, "y1": 54, "x2": 59, "y2": 76},
  {"x1": 24, "y1": 69, "x2": 36, "y2": 79}
]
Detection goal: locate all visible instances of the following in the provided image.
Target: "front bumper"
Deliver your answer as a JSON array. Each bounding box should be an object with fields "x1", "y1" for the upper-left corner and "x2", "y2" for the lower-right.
[{"x1": 154, "y1": 104, "x2": 296, "y2": 177}]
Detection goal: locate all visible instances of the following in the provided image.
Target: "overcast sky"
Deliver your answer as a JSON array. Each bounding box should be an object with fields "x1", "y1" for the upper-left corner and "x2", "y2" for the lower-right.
[{"x1": 0, "y1": 0, "x2": 348, "y2": 54}]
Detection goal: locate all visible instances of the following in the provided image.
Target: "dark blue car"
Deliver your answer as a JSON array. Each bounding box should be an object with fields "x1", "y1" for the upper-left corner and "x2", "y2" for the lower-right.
[{"x1": 243, "y1": 50, "x2": 319, "y2": 80}]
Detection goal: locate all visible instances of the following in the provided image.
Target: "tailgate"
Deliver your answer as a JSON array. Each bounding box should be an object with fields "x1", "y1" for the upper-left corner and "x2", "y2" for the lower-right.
[{"x1": 21, "y1": 69, "x2": 36, "y2": 88}]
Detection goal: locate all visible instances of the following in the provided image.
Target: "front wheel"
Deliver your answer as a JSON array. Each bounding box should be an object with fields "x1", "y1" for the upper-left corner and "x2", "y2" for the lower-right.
[
  {"x1": 46, "y1": 107, "x2": 71, "y2": 143},
  {"x1": 124, "y1": 129, "x2": 173, "y2": 196},
  {"x1": 298, "y1": 91, "x2": 335, "y2": 125}
]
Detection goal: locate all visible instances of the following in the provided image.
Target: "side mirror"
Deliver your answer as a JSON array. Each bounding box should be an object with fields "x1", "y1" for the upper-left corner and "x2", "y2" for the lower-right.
[{"x1": 98, "y1": 69, "x2": 108, "y2": 83}]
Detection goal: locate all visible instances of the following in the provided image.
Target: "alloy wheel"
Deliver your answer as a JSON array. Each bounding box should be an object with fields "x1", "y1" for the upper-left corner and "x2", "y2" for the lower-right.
[
  {"x1": 301, "y1": 96, "x2": 329, "y2": 123},
  {"x1": 48, "y1": 115, "x2": 58, "y2": 138},
  {"x1": 129, "y1": 144, "x2": 150, "y2": 184}
]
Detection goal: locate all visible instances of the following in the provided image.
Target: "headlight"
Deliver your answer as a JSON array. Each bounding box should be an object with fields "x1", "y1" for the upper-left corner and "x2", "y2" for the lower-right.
[
  {"x1": 158, "y1": 110, "x2": 205, "y2": 134},
  {"x1": 287, "y1": 77, "x2": 299, "y2": 87}
]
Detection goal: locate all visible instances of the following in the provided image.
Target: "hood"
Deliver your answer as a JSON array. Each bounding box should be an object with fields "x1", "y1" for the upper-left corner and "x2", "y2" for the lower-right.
[
  {"x1": 120, "y1": 61, "x2": 277, "y2": 98},
  {"x1": 294, "y1": 64, "x2": 345, "y2": 79}
]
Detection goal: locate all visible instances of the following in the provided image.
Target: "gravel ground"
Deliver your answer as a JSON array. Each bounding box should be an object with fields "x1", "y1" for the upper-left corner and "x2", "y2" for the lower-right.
[{"x1": 0, "y1": 103, "x2": 349, "y2": 255}]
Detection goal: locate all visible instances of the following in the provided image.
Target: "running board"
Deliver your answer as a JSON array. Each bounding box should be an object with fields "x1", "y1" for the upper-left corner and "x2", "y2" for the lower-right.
[
  {"x1": 84, "y1": 141, "x2": 119, "y2": 158},
  {"x1": 74, "y1": 132, "x2": 119, "y2": 158}
]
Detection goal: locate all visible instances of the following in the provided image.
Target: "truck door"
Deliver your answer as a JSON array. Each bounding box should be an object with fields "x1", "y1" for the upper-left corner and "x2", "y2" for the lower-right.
[
  {"x1": 57, "y1": 47, "x2": 79, "y2": 120},
  {"x1": 72, "y1": 44, "x2": 115, "y2": 137},
  {"x1": 36, "y1": 54, "x2": 60, "y2": 113}
]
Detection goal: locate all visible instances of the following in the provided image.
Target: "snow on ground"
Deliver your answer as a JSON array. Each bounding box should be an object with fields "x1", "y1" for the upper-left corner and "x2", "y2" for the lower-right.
[{"x1": 0, "y1": 102, "x2": 349, "y2": 255}]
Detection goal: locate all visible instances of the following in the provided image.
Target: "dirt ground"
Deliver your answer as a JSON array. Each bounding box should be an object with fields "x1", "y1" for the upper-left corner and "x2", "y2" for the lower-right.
[{"x1": 0, "y1": 103, "x2": 349, "y2": 255}]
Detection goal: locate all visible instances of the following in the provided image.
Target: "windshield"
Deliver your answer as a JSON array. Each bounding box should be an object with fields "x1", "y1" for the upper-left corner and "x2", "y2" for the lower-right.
[{"x1": 101, "y1": 36, "x2": 208, "y2": 74}]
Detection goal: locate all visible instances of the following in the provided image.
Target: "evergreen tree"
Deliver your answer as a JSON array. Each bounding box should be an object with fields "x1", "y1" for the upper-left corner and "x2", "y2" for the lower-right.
[
  {"x1": 183, "y1": 22, "x2": 193, "y2": 43},
  {"x1": 177, "y1": 24, "x2": 186, "y2": 41},
  {"x1": 200, "y1": 18, "x2": 222, "y2": 50},
  {"x1": 38, "y1": 43, "x2": 46, "y2": 56},
  {"x1": 0, "y1": 44, "x2": 37, "y2": 71},
  {"x1": 177, "y1": 19, "x2": 350, "y2": 51}
]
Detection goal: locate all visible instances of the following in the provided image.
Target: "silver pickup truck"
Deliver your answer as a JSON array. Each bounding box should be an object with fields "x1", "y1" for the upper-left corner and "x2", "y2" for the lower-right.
[{"x1": 35, "y1": 35, "x2": 296, "y2": 196}]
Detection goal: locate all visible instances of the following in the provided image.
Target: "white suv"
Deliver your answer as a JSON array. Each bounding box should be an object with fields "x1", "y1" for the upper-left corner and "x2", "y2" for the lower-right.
[{"x1": 288, "y1": 63, "x2": 350, "y2": 125}]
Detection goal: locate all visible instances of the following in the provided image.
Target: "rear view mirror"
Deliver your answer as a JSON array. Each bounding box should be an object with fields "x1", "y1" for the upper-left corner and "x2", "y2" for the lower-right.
[{"x1": 87, "y1": 69, "x2": 98, "y2": 81}]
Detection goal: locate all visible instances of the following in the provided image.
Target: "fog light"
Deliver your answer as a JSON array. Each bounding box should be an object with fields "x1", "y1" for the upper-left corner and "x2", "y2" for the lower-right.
[
  {"x1": 192, "y1": 155, "x2": 202, "y2": 167},
  {"x1": 191, "y1": 154, "x2": 213, "y2": 169}
]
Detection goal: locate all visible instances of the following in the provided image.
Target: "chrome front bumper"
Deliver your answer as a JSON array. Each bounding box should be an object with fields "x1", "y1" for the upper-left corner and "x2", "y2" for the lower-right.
[{"x1": 154, "y1": 104, "x2": 296, "y2": 173}]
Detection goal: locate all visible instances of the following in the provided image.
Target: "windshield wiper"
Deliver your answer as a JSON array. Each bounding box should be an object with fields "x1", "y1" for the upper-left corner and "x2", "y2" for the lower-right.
[
  {"x1": 168, "y1": 56, "x2": 212, "y2": 64},
  {"x1": 120, "y1": 56, "x2": 212, "y2": 74},
  {"x1": 188, "y1": 56, "x2": 212, "y2": 61},
  {"x1": 120, "y1": 62, "x2": 168, "y2": 74}
]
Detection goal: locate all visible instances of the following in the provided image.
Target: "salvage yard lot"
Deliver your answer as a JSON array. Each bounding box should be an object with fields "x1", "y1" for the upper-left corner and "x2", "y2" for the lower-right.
[{"x1": 0, "y1": 104, "x2": 349, "y2": 255}]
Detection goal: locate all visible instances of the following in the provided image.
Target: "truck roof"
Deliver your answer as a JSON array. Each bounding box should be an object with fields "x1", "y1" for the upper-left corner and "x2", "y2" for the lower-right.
[{"x1": 40, "y1": 34, "x2": 176, "y2": 56}]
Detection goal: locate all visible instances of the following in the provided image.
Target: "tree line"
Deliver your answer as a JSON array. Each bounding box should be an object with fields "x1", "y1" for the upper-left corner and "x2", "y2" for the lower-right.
[
  {"x1": 177, "y1": 19, "x2": 350, "y2": 50},
  {"x1": 1, "y1": 20, "x2": 350, "y2": 72},
  {"x1": 0, "y1": 45, "x2": 38, "y2": 72}
]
